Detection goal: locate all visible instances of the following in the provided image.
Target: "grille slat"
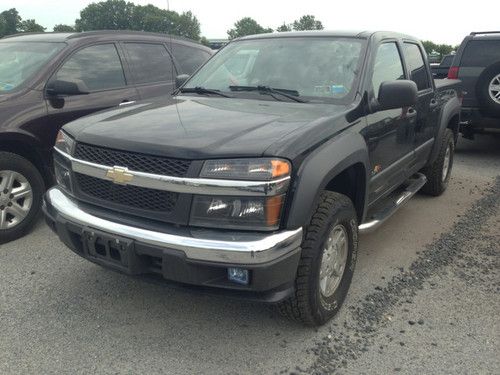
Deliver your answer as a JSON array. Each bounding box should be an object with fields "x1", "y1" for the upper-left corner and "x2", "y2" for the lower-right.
[
  {"x1": 76, "y1": 173, "x2": 177, "y2": 213},
  {"x1": 74, "y1": 143, "x2": 191, "y2": 176}
]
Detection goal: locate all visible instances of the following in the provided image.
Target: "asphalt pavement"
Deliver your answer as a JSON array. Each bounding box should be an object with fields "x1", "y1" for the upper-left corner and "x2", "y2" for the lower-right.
[{"x1": 0, "y1": 134, "x2": 499, "y2": 374}]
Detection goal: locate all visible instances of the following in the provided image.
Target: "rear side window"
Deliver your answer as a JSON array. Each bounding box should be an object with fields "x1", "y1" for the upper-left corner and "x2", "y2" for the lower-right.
[
  {"x1": 460, "y1": 40, "x2": 500, "y2": 67},
  {"x1": 123, "y1": 43, "x2": 174, "y2": 84},
  {"x1": 372, "y1": 42, "x2": 405, "y2": 97},
  {"x1": 404, "y1": 43, "x2": 430, "y2": 91},
  {"x1": 440, "y1": 55, "x2": 454, "y2": 68},
  {"x1": 55, "y1": 44, "x2": 125, "y2": 91},
  {"x1": 171, "y1": 44, "x2": 211, "y2": 75}
]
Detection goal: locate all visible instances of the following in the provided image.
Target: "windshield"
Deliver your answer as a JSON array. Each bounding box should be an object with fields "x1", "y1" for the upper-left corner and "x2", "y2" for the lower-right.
[
  {"x1": 184, "y1": 37, "x2": 365, "y2": 102},
  {"x1": 0, "y1": 42, "x2": 65, "y2": 92}
]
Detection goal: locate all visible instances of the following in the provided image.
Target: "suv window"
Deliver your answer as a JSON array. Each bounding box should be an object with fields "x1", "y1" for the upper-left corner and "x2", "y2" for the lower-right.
[
  {"x1": 441, "y1": 55, "x2": 454, "y2": 68},
  {"x1": 404, "y1": 43, "x2": 430, "y2": 91},
  {"x1": 461, "y1": 40, "x2": 500, "y2": 67},
  {"x1": 171, "y1": 44, "x2": 211, "y2": 75},
  {"x1": 55, "y1": 44, "x2": 125, "y2": 91},
  {"x1": 372, "y1": 42, "x2": 405, "y2": 97},
  {"x1": 123, "y1": 43, "x2": 174, "y2": 84}
]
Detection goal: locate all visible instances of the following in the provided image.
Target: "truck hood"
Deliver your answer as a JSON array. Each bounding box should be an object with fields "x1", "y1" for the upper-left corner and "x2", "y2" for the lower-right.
[{"x1": 64, "y1": 96, "x2": 351, "y2": 159}]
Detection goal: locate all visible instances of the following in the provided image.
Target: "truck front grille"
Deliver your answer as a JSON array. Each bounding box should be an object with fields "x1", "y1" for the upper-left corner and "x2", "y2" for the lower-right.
[
  {"x1": 74, "y1": 143, "x2": 191, "y2": 176},
  {"x1": 76, "y1": 173, "x2": 178, "y2": 213}
]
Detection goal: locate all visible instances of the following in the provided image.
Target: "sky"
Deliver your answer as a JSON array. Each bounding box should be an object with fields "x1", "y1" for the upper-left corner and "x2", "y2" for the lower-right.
[{"x1": 2, "y1": 0, "x2": 498, "y2": 45}]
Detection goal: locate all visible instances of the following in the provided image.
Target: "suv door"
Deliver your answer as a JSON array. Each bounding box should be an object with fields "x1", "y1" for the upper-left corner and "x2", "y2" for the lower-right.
[
  {"x1": 364, "y1": 41, "x2": 416, "y2": 203},
  {"x1": 45, "y1": 43, "x2": 139, "y2": 139},
  {"x1": 121, "y1": 42, "x2": 177, "y2": 99},
  {"x1": 403, "y1": 42, "x2": 437, "y2": 164}
]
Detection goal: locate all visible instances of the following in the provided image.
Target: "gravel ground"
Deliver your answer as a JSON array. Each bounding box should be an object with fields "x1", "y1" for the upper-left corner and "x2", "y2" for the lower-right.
[{"x1": 0, "y1": 135, "x2": 499, "y2": 374}]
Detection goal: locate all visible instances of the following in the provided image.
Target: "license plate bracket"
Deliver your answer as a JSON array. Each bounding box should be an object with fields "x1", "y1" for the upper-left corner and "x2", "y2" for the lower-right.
[{"x1": 82, "y1": 228, "x2": 135, "y2": 271}]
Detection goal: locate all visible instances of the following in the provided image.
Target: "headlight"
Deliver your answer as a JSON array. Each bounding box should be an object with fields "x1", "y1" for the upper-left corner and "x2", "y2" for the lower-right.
[
  {"x1": 200, "y1": 158, "x2": 290, "y2": 181},
  {"x1": 190, "y1": 195, "x2": 284, "y2": 231},
  {"x1": 54, "y1": 130, "x2": 75, "y2": 154}
]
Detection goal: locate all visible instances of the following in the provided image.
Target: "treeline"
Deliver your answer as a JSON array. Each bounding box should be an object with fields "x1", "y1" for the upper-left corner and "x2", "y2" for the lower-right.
[{"x1": 1, "y1": 0, "x2": 457, "y2": 54}]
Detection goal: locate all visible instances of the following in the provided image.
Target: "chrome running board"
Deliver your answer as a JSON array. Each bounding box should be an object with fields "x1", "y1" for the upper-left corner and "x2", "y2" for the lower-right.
[{"x1": 359, "y1": 173, "x2": 427, "y2": 234}]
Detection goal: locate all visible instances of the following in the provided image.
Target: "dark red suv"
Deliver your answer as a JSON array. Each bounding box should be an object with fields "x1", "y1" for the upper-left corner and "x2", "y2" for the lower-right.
[{"x1": 0, "y1": 31, "x2": 212, "y2": 243}]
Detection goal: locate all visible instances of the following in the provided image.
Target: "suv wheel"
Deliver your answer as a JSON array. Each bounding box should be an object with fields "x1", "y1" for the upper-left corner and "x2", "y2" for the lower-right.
[
  {"x1": 277, "y1": 191, "x2": 358, "y2": 326},
  {"x1": 476, "y1": 62, "x2": 500, "y2": 116},
  {"x1": 0, "y1": 152, "x2": 44, "y2": 244}
]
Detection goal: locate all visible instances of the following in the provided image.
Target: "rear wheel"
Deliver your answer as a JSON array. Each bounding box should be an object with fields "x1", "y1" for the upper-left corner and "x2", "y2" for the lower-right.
[
  {"x1": 0, "y1": 152, "x2": 44, "y2": 244},
  {"x1": 277, "y1": 191, "x2": 358, "y2": 326},
  {"x1": 420, "y1": 128, "x2": 454, "y2": 196}
]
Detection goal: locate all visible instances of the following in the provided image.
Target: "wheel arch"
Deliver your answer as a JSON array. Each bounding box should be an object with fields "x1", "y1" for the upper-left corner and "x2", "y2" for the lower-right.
[
  {"x1": 0, "y1": 132, "x2": 50, "y2": 188},
  {"x1": 285, "y1": 132, "x2": 369, "y2": 229}
]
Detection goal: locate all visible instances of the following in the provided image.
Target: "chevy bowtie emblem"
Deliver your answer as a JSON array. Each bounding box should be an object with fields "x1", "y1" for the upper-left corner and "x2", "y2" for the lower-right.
[{"x1": 106, "y1": 166, "x2": 133, "y2": 185}]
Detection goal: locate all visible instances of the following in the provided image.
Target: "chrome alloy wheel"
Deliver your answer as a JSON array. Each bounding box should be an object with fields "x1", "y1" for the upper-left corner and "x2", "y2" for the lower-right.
[
  {"x1": 442, "y1": 144, "x2": 451, "y2": 182},
  {"x1": 0, "y1": 170, "x2": 33, "y2": 230},
  {"x1": 319, "y1": 224, "x2": 348, "y2": 298},
  {"x1": 489, "y1": 73, "x2": 500, "y2": 104}
]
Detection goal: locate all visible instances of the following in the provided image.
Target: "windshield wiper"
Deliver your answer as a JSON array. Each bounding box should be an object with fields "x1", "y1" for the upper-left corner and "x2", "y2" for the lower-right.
[
  {"x1": 179, "y1": 86, "x2": 232, "y2": 98},
  {"x1": 229, "y1": 85, "x2": 307, "y2": 103}
]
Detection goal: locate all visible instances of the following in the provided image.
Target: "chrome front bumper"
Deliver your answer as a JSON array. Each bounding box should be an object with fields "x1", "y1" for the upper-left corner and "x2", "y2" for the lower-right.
[{"x1": 43, "y1": 187, "x2": 303, "y2": 265}]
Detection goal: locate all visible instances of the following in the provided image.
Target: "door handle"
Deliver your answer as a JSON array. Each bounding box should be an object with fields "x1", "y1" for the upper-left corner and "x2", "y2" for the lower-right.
[
  {"x1": 119, "y1": 100, "x2": 136, "y2": 106},
  {"x1": 429, "y1": 99, "x2": 438, "y2": 109}
]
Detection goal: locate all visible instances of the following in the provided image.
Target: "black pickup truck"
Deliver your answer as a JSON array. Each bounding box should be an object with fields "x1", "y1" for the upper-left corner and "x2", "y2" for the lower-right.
[{"x1": 43, "y1": 31, "x2": 462, "y2": 326}]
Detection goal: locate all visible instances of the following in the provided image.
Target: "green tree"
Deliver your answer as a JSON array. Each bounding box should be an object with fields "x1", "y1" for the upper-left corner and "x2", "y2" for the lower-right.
[
  {"x1": 53, "y1": 24, "x2": 76, "y2": 32},
  {"x1": 75, "y1": 0, "x2": 201, "y2": 40},
  {"x1": 0, "y1": 8, "x2": 21, "y2": 37},
  {"x1": 276, "y1": 23, "x2": 291, "y2": 32},
  {"x1": 199, "y1": 36, "x2": 211, "y2": 47},
  {"x1": 75, "y1": 0, "x2": 135, "y2": 31},
  {"x1": 18, "y1": 19, "x2": 45, "y2": 33},
  {"x1": 292, "y1": 15, "x2": 323, "y2": 31},
  {"x1": 227, "y1": 17, "x2": 272, "y2": 39},
  {"x1": 422, "y1": 40, "x2": 437, "y2": 54},
  {"x1": 421, "y1": 40, "x2": 455, "y2": 59}
]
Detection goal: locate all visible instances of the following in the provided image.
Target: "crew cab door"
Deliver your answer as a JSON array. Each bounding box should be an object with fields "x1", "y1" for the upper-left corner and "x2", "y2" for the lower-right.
[
  {"x1": 45, "y1": 43, "x2": 140, "y2": 142},
  {"x1": 363, "y1": 41, "x2": 417, "y2": 204},
  {"x1": 120, "y1": 42, "x2": 177, "y2": 100},
  {"x1": 402, "y1": 42, "x2": 438, "y2": 168}
]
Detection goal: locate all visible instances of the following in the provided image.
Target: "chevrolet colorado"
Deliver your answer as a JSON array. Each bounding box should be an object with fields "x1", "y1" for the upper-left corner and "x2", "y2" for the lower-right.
[{"x1": 43, "y1": 31, "x2": 462, "y2": 326}]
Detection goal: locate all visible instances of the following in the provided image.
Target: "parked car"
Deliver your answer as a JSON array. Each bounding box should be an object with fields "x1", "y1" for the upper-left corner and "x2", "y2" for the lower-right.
[
  {"x1": 448, "y1": 31, "x2": 500, "y2": 138},
  {"x1": 43, "y1": 31, "x2": 461, "y2": 325},
  {"x1": 0, "y1": 31, "x2": 212, "y2": 243},
  {"x1": 431, "y1": 54, "x2": 454, "y2": 79}
]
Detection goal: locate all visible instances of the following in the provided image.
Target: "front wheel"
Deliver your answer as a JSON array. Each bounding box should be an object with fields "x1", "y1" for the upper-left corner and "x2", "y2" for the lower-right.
[
  {"x1": 277, "y1": 191, "x2": 358, "y2": 326},
  {"x1": 0, "y1": 152, "x2": 44, "y2": 244}
]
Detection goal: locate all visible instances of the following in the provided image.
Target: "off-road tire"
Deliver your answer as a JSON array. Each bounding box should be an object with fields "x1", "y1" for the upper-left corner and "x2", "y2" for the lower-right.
[
  {"x1": 476, "y1": 62, "x2": 500, "y2": 117},
  {"x1": 277, "y1": 191, "x2": 358, "y2": 326},
  {"x1": 0, "y1": 152, "x2": 44, "y2": 244},
  {"x1": 420, "y1": 128, "x2": 454, "y2": 196}
]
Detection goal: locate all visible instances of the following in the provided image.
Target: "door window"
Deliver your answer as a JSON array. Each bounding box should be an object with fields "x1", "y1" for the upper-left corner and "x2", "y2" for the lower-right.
[
  {"x1": 404, "y1": 43, "x2": 430, "y2": 91},
  {"x1": 372, "y1": 42, "x2": 405, "y2": 97},
  {"x1": 171, "y1": 44, "x2": 211, "y2": 75},
  {"x1": 55, "y1": 44, "x2": 126, "y2": 91},
  {"x1": 123, "y1": 43, "x2": 174, "y2": 84}
]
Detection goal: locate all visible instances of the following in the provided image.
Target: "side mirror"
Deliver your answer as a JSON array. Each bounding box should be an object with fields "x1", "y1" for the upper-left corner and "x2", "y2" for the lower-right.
[
  {"x1": 374, "y1": 80, "x2": 417, "y2": 111},
  {"x1": 175, "y1": 74, "x2": 190, "y2": 89},
  {"x1": 46, "y1": 79, "x2": 89, "y2": 96}
]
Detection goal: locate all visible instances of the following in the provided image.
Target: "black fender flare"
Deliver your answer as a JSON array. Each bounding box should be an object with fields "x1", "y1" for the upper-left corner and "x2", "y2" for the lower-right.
[
  {"x1": 285, "y1": 132, "x2": 370, "y2": 229},
  {"x1": 428, "y1": 96, "x2": 461, "y2": 164}
]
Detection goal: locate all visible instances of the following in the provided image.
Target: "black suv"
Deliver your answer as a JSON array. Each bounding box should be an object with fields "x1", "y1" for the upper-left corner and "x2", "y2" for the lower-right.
[
  {"x1": 448, "y1": 31, "x2": 500, "y2": 138},
  {"x1": 0, "y1": 31, "x2": 212, "y2": 243}
]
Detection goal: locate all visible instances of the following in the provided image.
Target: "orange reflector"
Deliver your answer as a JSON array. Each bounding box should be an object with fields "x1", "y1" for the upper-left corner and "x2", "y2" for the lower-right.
[
  {"x1": 266, "y1": 195, "x2": 284, "y2": 226},
  {"x1": 271, "y1": 160, "x2": 291, "y2": 178}
]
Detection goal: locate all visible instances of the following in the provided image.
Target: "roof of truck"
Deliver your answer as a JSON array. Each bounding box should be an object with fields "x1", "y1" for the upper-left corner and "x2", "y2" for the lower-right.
[{"x1": 237, "y1": 30, "x2": 418, "y2": 41}]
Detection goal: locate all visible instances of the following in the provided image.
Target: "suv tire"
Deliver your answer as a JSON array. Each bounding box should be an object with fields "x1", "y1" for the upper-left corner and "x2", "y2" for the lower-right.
[
  {"x1": 277, "y1": 191, "x2": 358, "y2": 326},
  {"x1": 476, "y1": 62, "x2": 500, "y2": 116},
  {"x1": 420, "y1": 128, "x2": 454, "y2": 196},
  {"x1": 0, "y1": 152, "x2": 44, "y2": 244}
]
